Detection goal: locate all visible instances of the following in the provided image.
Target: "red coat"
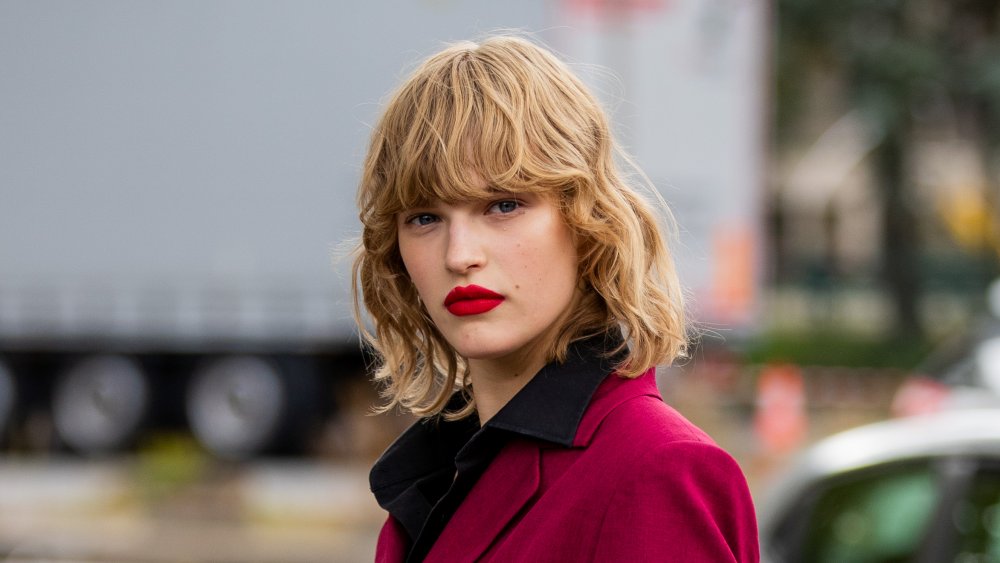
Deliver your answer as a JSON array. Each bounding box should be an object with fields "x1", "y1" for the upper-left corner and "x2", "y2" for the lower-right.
[{"x1": 375, "y1": 369, "x2": 759, "y2": 562}]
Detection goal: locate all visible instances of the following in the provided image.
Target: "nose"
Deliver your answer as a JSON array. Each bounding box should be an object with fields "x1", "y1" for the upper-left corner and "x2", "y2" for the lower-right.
[{"x1": 444, "y1": 217, "x2": 486, "y2": 274}]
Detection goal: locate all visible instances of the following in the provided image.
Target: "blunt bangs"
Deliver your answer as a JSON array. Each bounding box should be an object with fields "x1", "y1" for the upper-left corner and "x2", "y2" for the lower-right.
[{"x1": 369, "y1": 37, "x2": 602, "y2": 220}]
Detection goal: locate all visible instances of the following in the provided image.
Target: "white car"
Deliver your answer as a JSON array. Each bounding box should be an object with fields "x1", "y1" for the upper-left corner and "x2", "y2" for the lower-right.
[{"x1": 758, "y1": 409, "x2": 1000, "y2": 562}]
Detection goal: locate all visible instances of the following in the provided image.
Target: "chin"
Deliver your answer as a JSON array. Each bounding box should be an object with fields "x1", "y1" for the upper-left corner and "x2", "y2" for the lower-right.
[
  {"x1": 455, "y1": 346, "x2": 510, "y2": 361},
  {"x1": 452, "y1": 340, "x2": 519, "y2": 362}
]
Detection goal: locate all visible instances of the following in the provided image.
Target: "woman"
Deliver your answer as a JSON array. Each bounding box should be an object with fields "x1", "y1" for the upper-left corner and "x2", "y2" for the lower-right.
[{"x1": 353, "y1": 35, "x2": 759, "y2": 562}]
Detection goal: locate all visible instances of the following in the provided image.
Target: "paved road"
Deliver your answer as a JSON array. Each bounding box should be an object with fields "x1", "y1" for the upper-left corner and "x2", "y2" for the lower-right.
[
  {"x1": 0, "y1": 367, "x2": 897, "y2": 562},
  {"x1": 0, "y1": 457, "x2": 383, "y2": 562}
]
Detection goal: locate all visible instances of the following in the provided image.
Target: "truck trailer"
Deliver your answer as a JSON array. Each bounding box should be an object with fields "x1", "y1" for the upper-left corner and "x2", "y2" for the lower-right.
[{"x1": 0, "y1": 0, "x2": 767, "y2": 458}]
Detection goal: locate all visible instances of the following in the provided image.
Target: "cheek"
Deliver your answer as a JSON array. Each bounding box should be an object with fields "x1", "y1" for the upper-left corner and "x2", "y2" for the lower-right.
[
  {"x1": 547, "y1": 246, "x2": 580, "y2": 301},
  {"x1": 552, "y1": 233, "x2": 581, "y2": 299},
  {"x1": 398, "y1": 240, "x2": 431, "y2": 295},
  {"x1": 519, "y1": 223, "x2": 578, "y2": 300}
]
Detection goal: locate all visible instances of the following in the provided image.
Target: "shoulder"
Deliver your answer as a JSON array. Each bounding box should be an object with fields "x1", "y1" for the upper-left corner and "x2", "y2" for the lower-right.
[
  {"x1": 582, "y1": 382, "x2": 760, "y2": 561},
  {"x1": 592, "y1": 437, "x2": 760, "y2": 561},
  {"x1": 592, "y1": 394, "x2": 748, "y2": 493},
  {"x1": 573, "y1": 369, "x2": 751, "y2": 505},
  {"x1": 585, "y1": 386, "x2": 717, "y2": 460},
  {"x1": 591, "y1": 416, "x2": 760, "y2": 561},
  {"x1": 593, "y1": 390, "x2": 752, "y2": 514},
  {"x1": 575, "y1": 369, "x2": 713, "y2": 447}
]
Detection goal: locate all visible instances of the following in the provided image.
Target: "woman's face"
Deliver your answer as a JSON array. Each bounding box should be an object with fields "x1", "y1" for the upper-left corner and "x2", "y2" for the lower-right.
[{"x1": 396, "y1": 189, "x2": 579, "y2": 367}]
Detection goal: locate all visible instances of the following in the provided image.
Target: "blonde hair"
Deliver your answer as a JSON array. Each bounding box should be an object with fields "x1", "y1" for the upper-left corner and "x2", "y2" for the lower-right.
[{"x1": 353, "y1": 35, "x2": 685, "y2": 419}]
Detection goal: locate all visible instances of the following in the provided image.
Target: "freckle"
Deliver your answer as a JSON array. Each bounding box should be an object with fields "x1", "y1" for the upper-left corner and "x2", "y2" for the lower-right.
[{"x1": 515, "y1": 284, "x2": 520, "y2": 289}]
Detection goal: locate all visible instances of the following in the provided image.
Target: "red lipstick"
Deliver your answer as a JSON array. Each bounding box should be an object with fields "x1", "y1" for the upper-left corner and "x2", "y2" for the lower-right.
[{"x1": 444, "y1": 285, "x2": 505, "y2": 316}]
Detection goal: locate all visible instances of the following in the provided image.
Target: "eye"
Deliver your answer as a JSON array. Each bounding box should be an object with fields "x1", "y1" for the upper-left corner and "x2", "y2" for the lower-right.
[
  {"x1": 405, "y1": 213, "x2": 438, "y2": 226},
  {"x1": 488, "y1": 199, "x2": 521, "y2": 214}
]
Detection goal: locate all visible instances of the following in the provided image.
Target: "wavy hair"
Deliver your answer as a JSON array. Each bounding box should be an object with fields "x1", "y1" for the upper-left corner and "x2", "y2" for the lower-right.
[{"x1": 353, "y1": 35, "x2": 686, "y2": 419}]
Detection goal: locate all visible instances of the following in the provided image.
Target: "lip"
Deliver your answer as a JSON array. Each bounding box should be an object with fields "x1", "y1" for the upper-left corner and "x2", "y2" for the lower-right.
[{"x1": 444, "y1": 285, "x2": 505, "y2": 316}]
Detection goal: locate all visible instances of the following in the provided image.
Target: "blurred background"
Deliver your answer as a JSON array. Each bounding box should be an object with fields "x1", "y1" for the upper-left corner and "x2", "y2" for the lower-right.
[{"x1": 2, "y1": 0, "x2": 1000, "y2": 561}]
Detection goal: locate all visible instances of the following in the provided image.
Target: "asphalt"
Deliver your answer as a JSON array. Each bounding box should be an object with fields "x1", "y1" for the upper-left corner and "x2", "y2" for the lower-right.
[{"x1": 0, "y1": 457, "x2": 383, "y2": 562}]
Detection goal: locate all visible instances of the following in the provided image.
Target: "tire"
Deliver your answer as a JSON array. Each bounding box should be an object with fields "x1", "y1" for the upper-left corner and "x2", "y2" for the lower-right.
[
  {"x1": 0, "y1": 360, "x2": 15, "y2": 443},
  {"x1": 186, "y1": 356, "x2": 287, "y2": 460},
  {"x1": 51, "y1": 355, "x2": 150, "y2": 455}
]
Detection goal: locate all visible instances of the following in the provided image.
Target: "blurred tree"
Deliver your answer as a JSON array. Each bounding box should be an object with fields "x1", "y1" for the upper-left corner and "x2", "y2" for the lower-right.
[{"x1": 776, "y1": 0, "x2": 1000, "y2": 338}]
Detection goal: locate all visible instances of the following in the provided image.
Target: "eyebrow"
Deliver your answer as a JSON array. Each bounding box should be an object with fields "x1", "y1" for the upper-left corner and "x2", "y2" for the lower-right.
[
  {"x1": 399, "y1": 185, "x2": 519, "y2": 211},
  {"x1": 482, "y1": 185, "x2": 519, "y2": 197}
]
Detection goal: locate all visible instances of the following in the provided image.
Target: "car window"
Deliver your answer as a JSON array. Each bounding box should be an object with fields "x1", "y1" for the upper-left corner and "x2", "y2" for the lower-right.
[
  {"x1": 948, "y1": 464, "x2": 1000, "y2": 562},
  {"x1": 797, "y1": 464, "x2": 939, "y2": 563}
]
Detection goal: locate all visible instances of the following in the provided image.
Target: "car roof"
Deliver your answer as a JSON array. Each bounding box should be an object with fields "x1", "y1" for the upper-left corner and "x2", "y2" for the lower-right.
[{"x1": 758, "y1": 408, "x2": 1000, "y2": 536}]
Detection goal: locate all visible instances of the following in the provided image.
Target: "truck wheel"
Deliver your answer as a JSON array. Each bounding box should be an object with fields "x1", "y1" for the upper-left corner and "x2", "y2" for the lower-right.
[
  {"x1": 186, "y1": 356, "x2": 286, "y2": 460},
  {"x1": 52, "y1": 355, "x2": 149, "y2": 455},
  {"x1": 0, "y1": 360, "x2": 15, "y2": 443}
]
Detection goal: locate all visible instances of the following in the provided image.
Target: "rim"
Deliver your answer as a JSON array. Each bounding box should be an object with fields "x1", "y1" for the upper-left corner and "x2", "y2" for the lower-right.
[
  {"x1": 186, "y1": 356, "x2": 286, "y2": 459},
  {"x1": 52, "y1": 355, "x2": 149, "y2": 455}
]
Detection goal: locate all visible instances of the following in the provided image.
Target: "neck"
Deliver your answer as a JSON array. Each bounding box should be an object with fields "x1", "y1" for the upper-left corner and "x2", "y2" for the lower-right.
[
  {"x1": 469, "y1": 343, "x2": 549, "y2": 426},
  {"x1": 468, "y1": 291, "x2": 583, "y2": 425}
]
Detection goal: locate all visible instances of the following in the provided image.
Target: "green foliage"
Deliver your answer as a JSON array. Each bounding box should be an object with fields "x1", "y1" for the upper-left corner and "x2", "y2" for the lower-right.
[
  {"x1": 741, "y1": 329, "x2": 933, "y2": 369},
  {"x1": 775, "y1": 0, "x2": 1000, "y2": 143},
  {"x1": 133, "y1": 433, "x2": 208, "y2": 503},
  {"x1": 773, "y1": 0, "x2": 1000, "y2": 339}
]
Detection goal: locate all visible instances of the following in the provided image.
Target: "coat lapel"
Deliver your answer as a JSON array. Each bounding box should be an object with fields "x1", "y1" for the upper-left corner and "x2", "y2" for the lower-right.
[
  {"x1": 425, "y1": 440, "x2": 541, "y2": 561},
  {"x1": 375, "y1": 516, "x2": 409, "y2": 563}
]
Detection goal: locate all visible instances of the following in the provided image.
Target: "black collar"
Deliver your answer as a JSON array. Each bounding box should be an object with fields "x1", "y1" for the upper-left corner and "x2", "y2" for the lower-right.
[
  {"x1": 369, "y1": 330, "x2": 627, "y2": 546},
  {"x1": 483, "y1": 329, "x2": 626, "y2": 446}
]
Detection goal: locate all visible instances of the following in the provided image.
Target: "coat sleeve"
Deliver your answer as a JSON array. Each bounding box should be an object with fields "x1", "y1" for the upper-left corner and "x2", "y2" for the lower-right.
[{"x1": 592, "y1": 440, "x2": 759, "y2": 563}]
